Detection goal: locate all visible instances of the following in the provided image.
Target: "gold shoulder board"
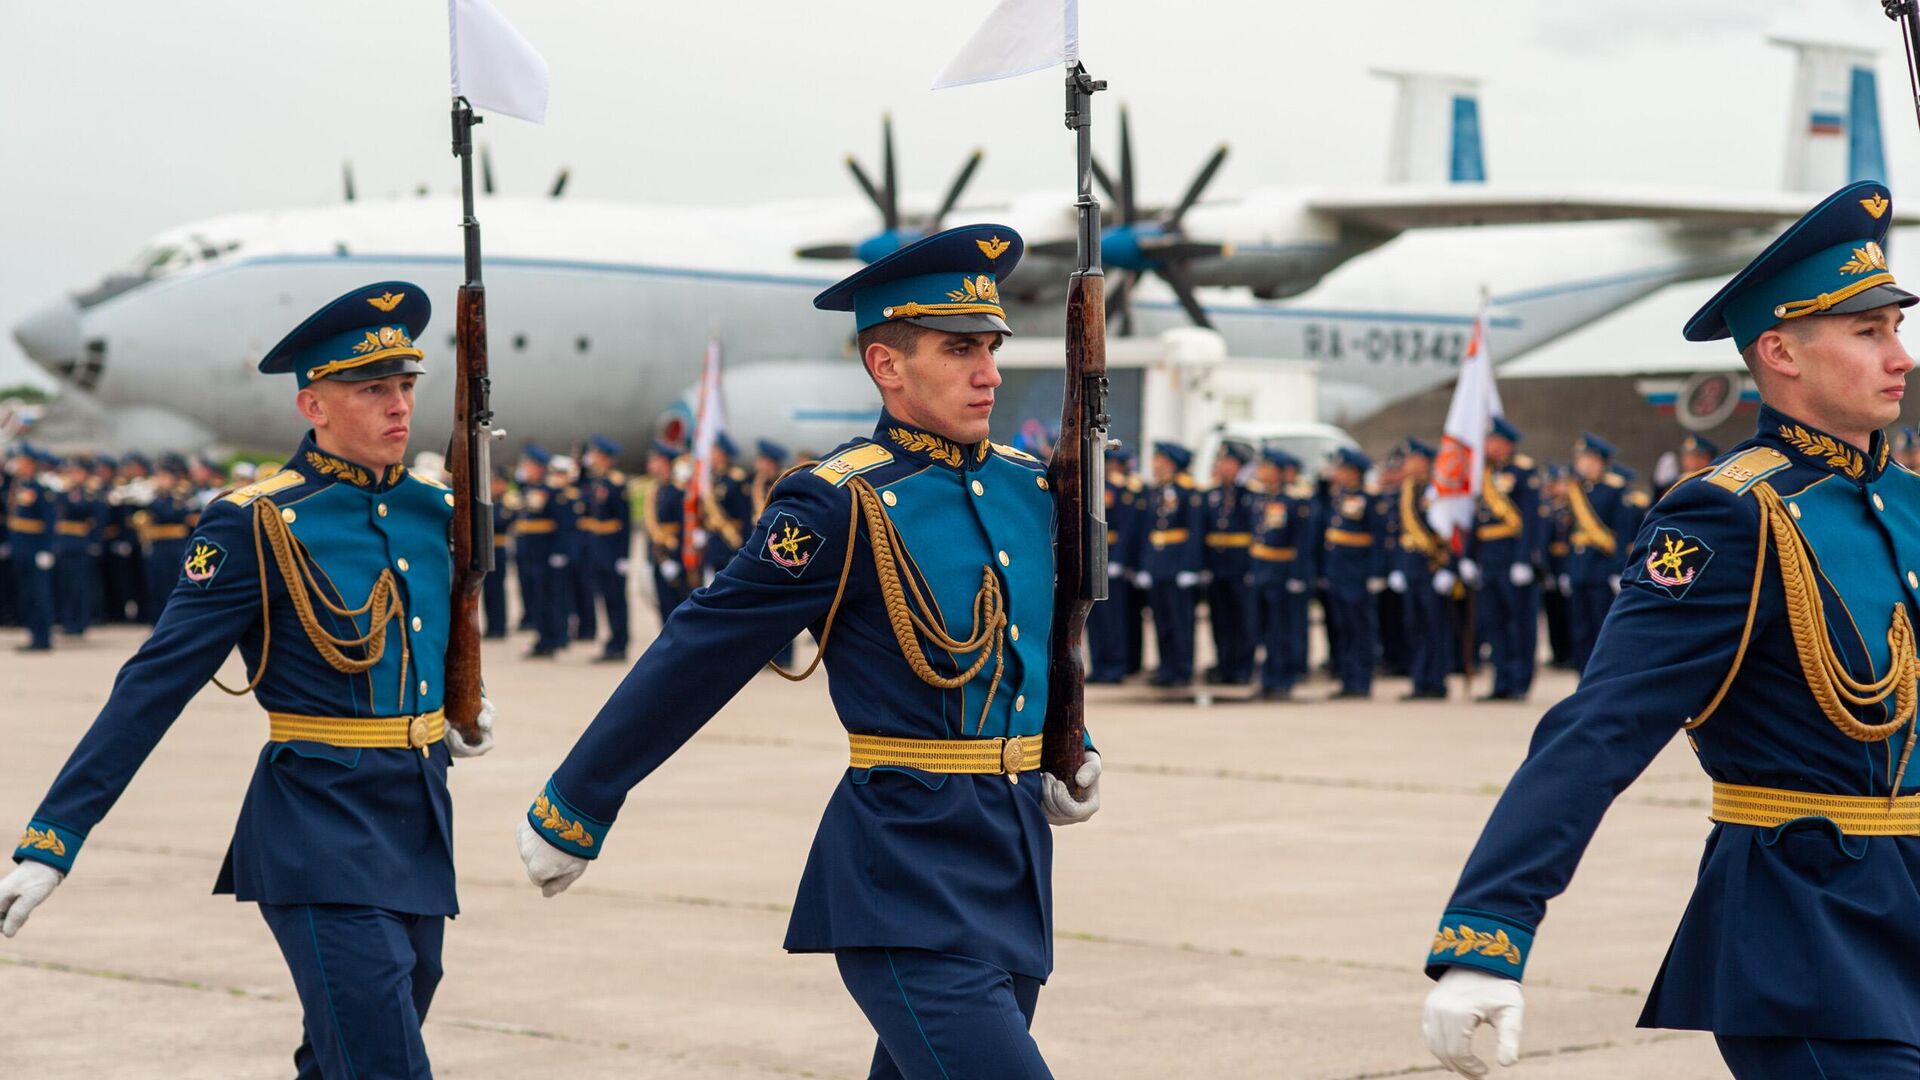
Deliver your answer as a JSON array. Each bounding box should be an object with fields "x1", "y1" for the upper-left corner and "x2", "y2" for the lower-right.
[
  {"x1": 810, "y1": 442, "x2": 895, "y2": 487},
  {"x1": 990, "y1": 441, "x2": 1041, "y2": 463},
  {"x1": 222, "y1": 470, "x2": 305, "y2": 506},
  {"x1": 1705, "y1": 447, "x2": 1791, "y2": 495}
]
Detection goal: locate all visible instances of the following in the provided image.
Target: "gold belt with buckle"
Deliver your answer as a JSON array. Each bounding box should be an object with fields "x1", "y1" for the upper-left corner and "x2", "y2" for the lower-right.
[
  {"x1": 269, "y1": 709, "x2": 446, "y2": 756},
  {"x1": 1710, "y1": 781, "x2": 1920, "y2": 836},
  {"x1": 847, "y1": 732, "x2": 1044, "y2": 783}
]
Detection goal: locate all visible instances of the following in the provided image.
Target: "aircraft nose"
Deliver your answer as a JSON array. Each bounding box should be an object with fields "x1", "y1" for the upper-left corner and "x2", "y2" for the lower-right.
[{"x1": 13, "y1": 296, "x2": 80, "y2": 371}]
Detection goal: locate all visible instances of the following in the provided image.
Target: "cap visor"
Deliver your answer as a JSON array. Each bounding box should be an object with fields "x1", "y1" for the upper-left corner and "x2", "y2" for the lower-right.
[
  {"x1": 324, "y1": 356, "x2": 427, "y2": 382},
  {"x1": 1823, "y1": 283, "x2": 1920, "y2": 316},
  {"x1": 902, "y1": 312, "x2": 1013, "y2": 335}
]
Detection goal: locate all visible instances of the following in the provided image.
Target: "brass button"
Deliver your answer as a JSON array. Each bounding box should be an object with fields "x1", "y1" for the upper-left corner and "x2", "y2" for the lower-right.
[
  {"x1": 443, "y1": 493, "x2": 455, "y2": 507},
  {"x1": 419, "y1": 680, "x2": 430, "y2": 696},
  {"x1": 1789, "y1": 503, "x2": 1802, "y2": 520},
  {"x1": 1009, "y1": 624, "x2": 1020, "y2": 641},
  {"x1": 1036, "y1": 476, "x2": 1048, "y2": 490},
  {"x1": 1015, "y1": 694, "x2": 1025, "y2": 712},
  {"x1": 1001, "y1": 738, "x2": 1022, "y2": 781},
  {"x1": 997, "y1": 550, "x2": 1010, "y2": 566},
  {"x1": 377, "y1": 503, "x2": 389, "y2": 517},
  {"x1": 1874, "y1": 493, "x2": 1886, "y2": 512},
  {"x1": 407, "y1": 715, "x2": 429, "y2": 749},
  {"x1": 971, "y1": 480, "x2": 985, "y2": 496},
  {"x1": 280, "y1": 507, "x2": 297, "y2": 523},
  {"x1": 397, "y1": 558, "x2": 410, "y2": 572},
  {"x1": 1909, "y1": 571, "x2": 1918, "y2": 589},
  {"x1": 411, "y1": 616, "x2": 423, "y2": 632},
  {"x1": 882, "y1": 490, "x2": 898, "y2": 507}
]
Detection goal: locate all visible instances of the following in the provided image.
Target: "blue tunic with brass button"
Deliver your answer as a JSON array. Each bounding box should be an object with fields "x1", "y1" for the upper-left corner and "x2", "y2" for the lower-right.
[
  {"x1": 1428, "y1": 404, "x2": 1920, "y2": 1042},
  {"x1": 12, "y1": 436, "x2": 458, "y2": 916},
  {"x1": 531, "y1": 412, "x2": 1067, "y2": 979}
]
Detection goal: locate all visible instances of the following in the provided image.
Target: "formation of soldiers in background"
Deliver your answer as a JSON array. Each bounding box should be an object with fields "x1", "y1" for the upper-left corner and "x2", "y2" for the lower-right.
[{"x1": 16, "y1": 424, "x2": 1920, "y2": 684}]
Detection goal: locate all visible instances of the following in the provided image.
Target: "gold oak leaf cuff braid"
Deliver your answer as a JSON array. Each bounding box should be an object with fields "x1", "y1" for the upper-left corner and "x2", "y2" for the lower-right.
[
  {"x1": 1688, "y1": 483, "x2": 1918, "y2": 800},
  {"x1": 212, "y1": 497, "x2": 414, "y2": 710},
  {"x1": 766, "y1": 473, "x2": 1007, "y2": 733}
]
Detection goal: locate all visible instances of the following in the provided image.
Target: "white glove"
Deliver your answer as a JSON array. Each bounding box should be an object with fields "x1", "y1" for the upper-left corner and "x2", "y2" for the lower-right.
[
  {"x1": 0, "y1": 860, "x2": 65, "y2": 937},
  {"x1": 1508, "y1": 562, "x2": 1534, "y2": 588},
  {"x1": 1433, "y1": 569, "x2": 1457, "y2": 595},
  {"x1": 614, "y1": 558, "x2": 630, "y2": 575},
  {"x1": 1608, "y1": 574, "x2": 1621, "y2": 595},
  {"x1": 1557, "y1": 573, "x2": 1572, "y2": 596},
  {"x1": 661, "y1": 560, "x2": 682, "y2": 583},
  {"x1": 1457, "y1": 558, "x2": 1482, "y2": 587},
  {"x1": 34, "y1": 551, "x2": 54, "y2": 571},
  {"x1": 1107, "y1": 561, "x2": 1124, "y2": 580},
  {"x1": 1175, "y1": 571, "x2": 1201, "y2": 589},
  {"x1": 517, "y1": 820, "x2": 589, "y2": 898},
  {"x1": 548, "y1": 553, "x2": 569, "y2": 569},
  {"x1": 1424, "y1": 968, "x2": 1525, "y2": 1077},
  {"x1": 445, "y1": 696, "x2": 495, "y2": 758},
  {"x1": 1366, "y1": 576, "x2": 1386, "y2": 595},
  {"x1": 1134, "y1": 571, "x2": 1152, "y2": 589},
  {"x1": 1285, "y1": 579, "x2": 1306, "y2": 595},
  {"x1": 1040, "y1": 752, "x2": 1102, "y2": 826},
  {"x1": 1387, "y1": 570, "x2": 1409, "y2": 594}
]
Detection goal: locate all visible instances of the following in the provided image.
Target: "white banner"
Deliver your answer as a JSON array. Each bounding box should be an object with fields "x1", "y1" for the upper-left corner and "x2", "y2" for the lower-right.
[
  {"x1": 1427, "y1": 302, "x2": 1504, "y2": 547},
  {"x1": 933, "y1": 0, "x2": 1078, "y2": 89},
  {"x1": 683, "y1": 340, "x2": 729, "y2": 569},
  {"x1": 449, "y1": 0, "x2": 550, "y2": 123}
]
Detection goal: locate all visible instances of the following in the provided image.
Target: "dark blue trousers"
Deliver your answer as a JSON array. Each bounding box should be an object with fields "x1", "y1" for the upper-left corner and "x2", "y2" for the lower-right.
[
  {"x1": 594, "y1": 565, "x2": 629, "y2": 655},
  {"x1": 836, "y1": 948, "x2": 1050, "y2": 1080},
  {"x1": 1086, "y1": 573, "x2": 1131, "y2": 682},
  {"x1": 13, "y1": 554, "x2": 52, "y2": 648},
  {"x1": 1146, "y1": 579, "x2": 1196, "y2": 684},
  {"x1": 1253, "y1": 583, "x2": 1298, "y2": 691},
  {"x1": 1327, "y1": 582, "x2": 1376, "y2": 693},
  {"x1": 259, "y1": 903, "x2": 445, "y2": 1080},
  {"x1": 1716, "y1": 1034, "x2": 1920, "y2": 1078},
  {"x1": 524, "y1": 559, "x2": 569, "y2": 652},
  {"x1": 569, "y1": 553, "x2": 597, "y2": 641},
  {"x1": 1477, "y1": 571, "x2": 1539, "y2": 697},
  {"x1": 1404, "y1": 577, "x2": 1452, "y2": 695},
  {"x1": 1568, "y1": 582, "x2": 1614, "y2": 674},
  {"x1": 1205, "y1": 576, "x2": 1255, "y2": 683},
  {"x1": 53, "y1": 550, "x2": 90, "y2": 634}
]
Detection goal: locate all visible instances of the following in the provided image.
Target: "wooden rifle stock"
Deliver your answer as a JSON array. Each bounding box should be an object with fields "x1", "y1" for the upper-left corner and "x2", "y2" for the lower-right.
[
  {"x1": 445, "y1": 282, "x2": 489, "y2": 742},
  {"x1": 1042, "y1": 272, "x2": 1108, "y2": 795}
]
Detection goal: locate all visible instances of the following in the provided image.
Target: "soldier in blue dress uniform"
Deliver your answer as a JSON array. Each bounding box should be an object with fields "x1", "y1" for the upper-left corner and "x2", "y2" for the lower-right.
[
  {"x1": 1203, "y1": 440, "x2": 1258, "y2": 685},
  {"x1": 640, "y1": 438, "x2": 693, "y2": 625},
  {"x1": 1322, "y1": 446, "x2": 1385, "y2": 698},
  {"x1": 579, "y1": 434, "x2": 633, "y2": 661},
  {"x1": 1561, "y1": 432, "x2": 1627, "y2": 673},
  {"x1": 137, "y1": 454, "x2": 197, "y2": 622},
  {"x1": 1423, "y1": 181, "x2": 1920, "y2": 1079},
  {"x1": 1249, "y1": 447, "x2": 1313, "y2": 700},
  {"x1": 1460, "y1": 417, "x2": 1545, "y2": 700},
  {"x1": 0, "y1": 281, "x2": 496, "y2": 1080},
  {"x1": 1393, "y1": 438, "x2": 1456, "y2": 700},
  {"x1": 484, "y1": 467, "x2": 514, "y2": 638},
  {"x1": 514, "y1": 225, "x2": 1102, "y2": 1079},
  {"x1": 1088, "y1": 445, "x2": 1143, "y2": 684},
  {"x1": 701, "y1": 432, "x2": 755, "y2": 584},
  {"x1": 51, "y1": 455, "x2": 99, "y2": 636},
  {"x1": 5, "y1": 443, "x2": 58, "y2": 651},
  {"x1": 1139, "y1": 440, "x2": 1206, "y2": 687},
  {"x1": 512, "y1": 443, "x2": 574, "y2": 658}
]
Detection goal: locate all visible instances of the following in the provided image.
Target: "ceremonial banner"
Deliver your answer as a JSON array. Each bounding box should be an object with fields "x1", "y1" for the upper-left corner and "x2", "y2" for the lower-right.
[
  {"x1": 933, "y1": 0, "x2": 1079, "y2": 89},
  {"x1": 449, "y1": 0, "x2": 550, "y2": 123},
  {"x1": 1428, "y1": 302, "x2": 1504, "y2": 549},
  {"x1": 682, "y1": 340, "x2": 729, "y2": 572}
]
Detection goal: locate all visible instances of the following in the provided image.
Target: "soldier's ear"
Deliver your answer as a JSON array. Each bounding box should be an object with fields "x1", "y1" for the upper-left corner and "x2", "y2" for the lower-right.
[
  {"x1": 295, "y1": 387, "x2": 329, "y2": 429},
  {"x1": 863, "y1": 341, "x2": 907, "y2": 393},
  {"x1": 1747, "y1": 327, "x2": 1803, "y2": 383}
]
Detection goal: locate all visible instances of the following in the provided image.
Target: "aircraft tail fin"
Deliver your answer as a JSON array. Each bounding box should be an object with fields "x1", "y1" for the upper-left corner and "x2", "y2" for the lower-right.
[
  {"x1": 1371, "y1": 69, "x2": 1485, "y2": 185},
  {"x1": 1770, "y1": 37, "x2": 1886, "y2": 192}
]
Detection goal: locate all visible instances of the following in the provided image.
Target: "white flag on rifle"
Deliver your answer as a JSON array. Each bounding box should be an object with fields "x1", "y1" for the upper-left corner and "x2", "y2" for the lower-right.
[
  {"x1": 933, "y1": 0, "x2": 1079, "y2": 89},
  {"x1": 1427, "y1": 301, "x2": 1505, "y2": 549},
  {"x1": 449, "y1": 0, "x2": 550, "y2": 123}
]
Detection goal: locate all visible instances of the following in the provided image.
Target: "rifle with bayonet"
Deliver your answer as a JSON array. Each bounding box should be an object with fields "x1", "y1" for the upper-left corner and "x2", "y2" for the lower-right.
[
  {"x1": 1043, "y1": 64, "x2": 1111, "y2": 797},
  {"x1": 445, "y1": 96, "x2": 496, "y2": 743}
]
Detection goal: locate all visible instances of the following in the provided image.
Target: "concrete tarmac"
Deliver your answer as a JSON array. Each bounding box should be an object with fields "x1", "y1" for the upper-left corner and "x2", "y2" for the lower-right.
[{"x1": 1, "y1": 623, "x2": 1733, "y2": 1078}]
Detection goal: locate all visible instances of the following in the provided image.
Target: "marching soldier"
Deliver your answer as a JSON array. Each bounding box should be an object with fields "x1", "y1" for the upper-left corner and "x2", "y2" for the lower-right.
[
  {"x1": 640, "y1": 439, "x2": 693, "y2": 625},
  {"x1": 579, "y1": 434, "x2": 633, "y2": 662},
  {"x1": 484, "y1": 467, "x2": 514, "y2": 638},
  {"x1": 1461, "y1": 417, "x2": 1545, "y2": 701},
  {"x1": 5, "y1": 444, "x2": 57, "y2": 651},
  {"x1": 1394, "y1": 439, "x2": 1456, "y2": 700},
  {"x1": 1249, "y1": 447, "x2": 1313, "y2": 700},
  {"x1": 1423, "y1": 180, "x2": 1920, "y2": 1080},
  {"x1": 514, "y1": 225, "x2": 1101, "y2": 1076},
  {"x1": 512, "y1": 444, "x2": 574, "y2": 658},
  {"x1": 1562, "y1": 432, "x2": 1628, "y2": 673},
  {"x1": 1202, "y1": 440, "x2": 1257, "y2": 685},
  {"x1": 1088, "y1": 445, "x2": 1143, "y2": 684},
  {"x1": 1322, "y1": 446, "x2": 1385, "y2": 699},
  {"x1": 0, "y1": 282, "x2": 495, "y2": 1079},
  {"x1": 1140, "y1": 441, "x2": 1206, "y2": 687}
]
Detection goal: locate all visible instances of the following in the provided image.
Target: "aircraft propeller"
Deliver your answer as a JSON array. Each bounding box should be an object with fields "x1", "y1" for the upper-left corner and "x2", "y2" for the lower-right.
[{"x1": 796, "y1": 114, "x2": 985, "y2": 263}]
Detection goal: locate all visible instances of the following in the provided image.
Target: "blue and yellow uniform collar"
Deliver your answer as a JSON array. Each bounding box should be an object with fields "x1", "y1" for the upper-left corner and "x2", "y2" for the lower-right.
[
  {"x1": 1757, "y1": 403, "x2": 1891, "y2": 484},
  {"x1": 815, "y1": 224, "x2": 1023, "y2": 336},
  {"x1": 259, "y1": 281, "x2": 432, "y2": 389},
  {"x1": 1686, "y1": 181, "x2": 1917, "y2": 350},
  {"x1": 289, "y1": 433, "x2": 409, "y2": 493},
  {"x1": 876, "y1": 410, "x2": 990, "y2": 473}
]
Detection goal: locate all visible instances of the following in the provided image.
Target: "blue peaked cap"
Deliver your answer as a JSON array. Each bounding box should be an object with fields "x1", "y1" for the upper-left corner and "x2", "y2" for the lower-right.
[
  {"x1": 1490, "y1": 416, "x2": 1521, "y2": 442},
  {"x1": 756, "y1": 439, "x2": 789, "y2": 464},
  {"x1": 713, "y1": 432, "x2": 739, "y2": 458},
  {"x1": 815, "y1": 224, "x2": 1023, "y2": 335},
  {"x1": 1681, "y1": 434, "x2": 1719, "y2": 457},
  {"x1": 586, "y1": 434, "x2": 622, "y2": 457},
  {"x1": 1404, "y1": 437, "x2": 1438, "y2": 459},
  {"x1": 1153, "y1": 441, "x2": 1192, "y2": 471},
  {"x1": 521, "y1": 443, "x2": 552, "y2": 466},
  {"x1": 650, "y1": 439, "x2": 681, "y2": 459},
  {"x1": 1332, "y1": 446, "x2": 1371, "y2": 473},
  {"x1": 1685, "y1": 181, "x2": 1916, "y2": 350},
  {"x1": 1262, "y1": 446, "x2": 1300, "y2": 469},
  {"x1": 259, "y1": 281, "x2": 430, "y2": 389},
  {"x1": 1576, "y1": 432, "x2": 1615, "y2": 460}
]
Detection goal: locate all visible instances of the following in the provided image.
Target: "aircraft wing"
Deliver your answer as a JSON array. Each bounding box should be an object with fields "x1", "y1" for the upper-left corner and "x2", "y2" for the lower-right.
[{"x1": 1305, "y1": 186, "x2": 1920, "y2": 234}]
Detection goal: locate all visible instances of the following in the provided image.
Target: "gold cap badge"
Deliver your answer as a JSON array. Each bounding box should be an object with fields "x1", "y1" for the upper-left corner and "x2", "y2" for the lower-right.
[
  {"x1": 976, "y1": 236, "x2": 1010, "y2": 260},
  {"x1": 367, "y1": 291, "x2": 406, "y2": 313},
  {"x1": 1861, "y1": 194, "x2": 1890, "y2": 220}
]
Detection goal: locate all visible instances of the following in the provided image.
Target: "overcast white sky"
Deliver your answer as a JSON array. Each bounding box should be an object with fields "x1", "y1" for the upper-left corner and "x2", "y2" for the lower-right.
[{"x1": 1, "y1": 0, "x2": 1912, "y2": 388}]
